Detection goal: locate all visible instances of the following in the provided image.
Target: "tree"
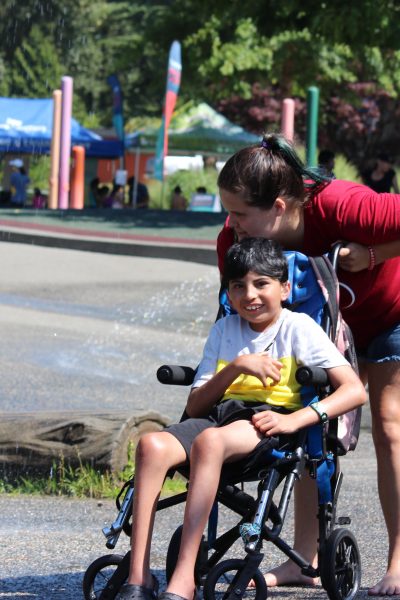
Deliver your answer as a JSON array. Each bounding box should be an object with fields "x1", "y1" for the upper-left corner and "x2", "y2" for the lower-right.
[{"x1": 6, "y1": 25, "x2": 63, "y2": 98}]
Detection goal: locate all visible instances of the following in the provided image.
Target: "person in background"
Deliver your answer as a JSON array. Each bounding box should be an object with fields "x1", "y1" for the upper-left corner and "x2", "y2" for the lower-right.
[
  {"x1": 362, "y1": 152, "x2": 399, "y2": 193},
  {"x1": 107, "y1": 184, "x2": 125, "y2": 209},
  {"x1": 128, "y1": 176, "x2": 150, "y2": 209},
  {"x1": 32, "y1": 187, "x2": 46, "y2": 209},
  {"x1": 171, "y1": 185, "x2": 187, "y2": 211},
  {"x1": 317, "y1": 149, "x2": 336, "y2": 179},
  {"x1": 97, "y1": 185, "x2": 110, "y2": 208},
  {"x1": 9, "y1": 159, "x2": 30, "y2": 206},
  {"x1": 89, "y1": 177, "x2": 101, "y2": 207}
]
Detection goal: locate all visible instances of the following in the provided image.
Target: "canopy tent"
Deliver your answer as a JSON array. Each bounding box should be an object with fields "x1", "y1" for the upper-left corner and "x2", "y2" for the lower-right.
[
  {"x1": 125, "y1": 102, "x2": 259, "y2": 156},
  {"x1": 0, "y1": 97, "x2": 123, "y2": 158}
]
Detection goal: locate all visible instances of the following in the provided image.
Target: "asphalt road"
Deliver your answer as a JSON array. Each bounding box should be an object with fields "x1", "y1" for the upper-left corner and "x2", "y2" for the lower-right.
[
  {"x1": 0, "y1": 432, "x2": 387, "y2": 599},
  {"x1": 0, "y1": 242, "x2": 219, "y2": 420}
]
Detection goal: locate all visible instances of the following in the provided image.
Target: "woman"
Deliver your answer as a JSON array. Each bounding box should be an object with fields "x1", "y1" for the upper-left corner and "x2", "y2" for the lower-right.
[
  {"x1": 362, "y1": 152, "x2": 399, "y2": 193},
  {"x1": 216, "y1": 133, "x2": 400, "y2": 597}
]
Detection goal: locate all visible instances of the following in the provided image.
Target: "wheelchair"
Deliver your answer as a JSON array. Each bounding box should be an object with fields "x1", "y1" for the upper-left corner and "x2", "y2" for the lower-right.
[{"x1": 83, "y1": 246, "x2": 362, "y2": 600}]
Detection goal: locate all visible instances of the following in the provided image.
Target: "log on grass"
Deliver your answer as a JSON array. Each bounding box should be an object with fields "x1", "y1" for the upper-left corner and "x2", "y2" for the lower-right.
[{"x1": 0, "y1": 410, "x2": 170, "y2": 478}]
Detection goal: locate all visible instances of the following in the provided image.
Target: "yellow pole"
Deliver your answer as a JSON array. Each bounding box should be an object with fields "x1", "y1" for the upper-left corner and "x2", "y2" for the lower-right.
[{"x1": 48, "y1": 89, "x2": 62, "y2": 209}]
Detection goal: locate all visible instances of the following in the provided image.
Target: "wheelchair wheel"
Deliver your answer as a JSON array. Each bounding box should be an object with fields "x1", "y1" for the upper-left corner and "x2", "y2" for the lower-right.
[
  {"x1": 203, "y1": 559, "x2": 267, "y2": 600},
  {"x1": 320, "y1": 528, "x2": 361, "y2": 600},
  {"x1": 82, "y1": 553, "x2": 125, "y2": 600},
  {"x1": 166, "y1": 525, "x2": 208, "y2": 585}
]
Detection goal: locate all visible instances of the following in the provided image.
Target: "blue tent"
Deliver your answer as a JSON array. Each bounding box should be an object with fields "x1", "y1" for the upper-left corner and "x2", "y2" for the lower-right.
[{"x1": 0, "y1": 97, "x2": 123, "y2": 158}]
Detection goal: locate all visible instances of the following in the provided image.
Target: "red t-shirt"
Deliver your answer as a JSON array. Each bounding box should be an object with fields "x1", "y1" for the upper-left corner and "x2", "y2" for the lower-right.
[{"x1": 216, "y1": 179, "x2": 400, "y2": 350}]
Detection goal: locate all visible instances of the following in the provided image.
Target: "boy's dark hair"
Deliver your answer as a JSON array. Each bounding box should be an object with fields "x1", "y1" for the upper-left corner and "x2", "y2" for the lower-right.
[{"x1": 222, "y1": 238, "x2": 288, "y2": 288}]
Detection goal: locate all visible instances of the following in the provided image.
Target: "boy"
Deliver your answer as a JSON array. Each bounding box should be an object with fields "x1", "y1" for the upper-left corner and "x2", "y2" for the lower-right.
[{"x1": 116, "y1": 238, "x2": 366, "y2": 600}]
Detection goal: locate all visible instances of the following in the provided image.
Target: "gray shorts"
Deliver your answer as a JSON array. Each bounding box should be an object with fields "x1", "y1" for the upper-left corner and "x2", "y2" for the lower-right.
[{"x1": 165, "y1": 399, "x2": 289, "y2": 459}]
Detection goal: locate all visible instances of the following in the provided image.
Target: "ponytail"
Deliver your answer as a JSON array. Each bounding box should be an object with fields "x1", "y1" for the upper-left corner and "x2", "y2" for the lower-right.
[{"x1": 218, "y1": 133, "x2": 329, "y2": 209}]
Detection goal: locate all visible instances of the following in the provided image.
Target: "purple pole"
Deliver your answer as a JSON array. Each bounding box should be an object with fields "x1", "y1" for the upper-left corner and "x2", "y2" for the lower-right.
[{"x1": 58, "y1": 76, "x2": 73, "y2": 209}]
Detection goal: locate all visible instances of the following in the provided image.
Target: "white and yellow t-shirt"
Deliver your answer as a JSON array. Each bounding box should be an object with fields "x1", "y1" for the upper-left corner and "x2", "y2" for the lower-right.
[{"x1": 192, "y1": 308, "x2": 349, "y2": 412}]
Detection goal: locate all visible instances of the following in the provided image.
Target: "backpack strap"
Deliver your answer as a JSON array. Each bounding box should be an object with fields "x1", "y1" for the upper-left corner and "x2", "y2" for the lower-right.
[{"x1": 308, "y1": 255, "x2": 340, "y2": 342}]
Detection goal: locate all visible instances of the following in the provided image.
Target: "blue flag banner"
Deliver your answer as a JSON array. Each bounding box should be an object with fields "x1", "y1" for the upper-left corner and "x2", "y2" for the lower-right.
[
  {"x1": 107, "y1": 74, "x2": 125, "y2": 142},
  {"x1": 154, "y1": 41, "x2": 182, "y2": 181}
]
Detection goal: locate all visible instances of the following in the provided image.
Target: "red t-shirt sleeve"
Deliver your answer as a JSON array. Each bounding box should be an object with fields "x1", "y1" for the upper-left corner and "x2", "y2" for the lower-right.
[
  {"x1": 217, "y1": 216, "x2": 235, "y2": 275},
  {"x1": 304, "y1": 180, "x2": 400, "y2": 254}
]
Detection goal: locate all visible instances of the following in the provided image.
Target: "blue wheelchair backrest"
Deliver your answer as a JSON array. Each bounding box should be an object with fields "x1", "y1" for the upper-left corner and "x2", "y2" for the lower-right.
[{"x1": 220, "y1": 250, "x2": 326, "y2": 326}]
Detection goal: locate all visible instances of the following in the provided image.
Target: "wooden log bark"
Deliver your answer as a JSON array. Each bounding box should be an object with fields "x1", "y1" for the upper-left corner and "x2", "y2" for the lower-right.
[{"x1": 0, "y1": 410, "x2": 171, "y2": 478}]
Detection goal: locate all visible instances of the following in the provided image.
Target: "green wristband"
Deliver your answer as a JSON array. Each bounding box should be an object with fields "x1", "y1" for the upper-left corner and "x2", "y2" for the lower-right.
[{"x1": 309, "y1": 402, "x2": 328, "y2": 424}]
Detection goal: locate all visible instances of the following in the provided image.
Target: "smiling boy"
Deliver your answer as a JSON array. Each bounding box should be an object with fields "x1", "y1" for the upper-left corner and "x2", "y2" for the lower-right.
[{"x1": 116, "y1": 237, "x2": 366, "y2": 600}]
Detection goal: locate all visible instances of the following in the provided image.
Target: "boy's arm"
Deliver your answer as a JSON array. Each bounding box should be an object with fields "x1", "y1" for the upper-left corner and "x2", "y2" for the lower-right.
[
  {"x1": 186, "y1": 353, "x2": 283, "y2": 418},
  {"x1": 252, "y1": 364, "x2": 366, "y2": 436}
]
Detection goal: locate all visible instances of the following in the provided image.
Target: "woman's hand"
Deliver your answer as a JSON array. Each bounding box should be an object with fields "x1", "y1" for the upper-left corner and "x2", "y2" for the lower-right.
[
  {"x1": 233, "y1": 353, "x2": 283, "y2": 387},
  {"x1": 252, "y1": 410, "x2": 299, "y2": 436},
  {"x1": 338, "y1": 243, "x2": 370, "y2": 272}
]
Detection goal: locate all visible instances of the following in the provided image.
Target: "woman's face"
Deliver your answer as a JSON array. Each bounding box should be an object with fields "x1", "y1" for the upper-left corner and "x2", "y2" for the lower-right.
[{"x1": 220, "y1": 189, "x2": 285, "y2": 242}]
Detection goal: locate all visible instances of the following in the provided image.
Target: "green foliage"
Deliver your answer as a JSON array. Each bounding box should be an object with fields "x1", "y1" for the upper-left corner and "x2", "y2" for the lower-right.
[
  {"x1": 29, "y1": 155, "x2": 51, "y2": 194},
  {"x1": 332, "y1": 153, "x2": 361, "y2": 182},
  {"x1": 1, "y1": 1, "x2": 400, "y2": 163},
  {"x1": 6, "y1": 24, "x2": 63, "y2": 98},
  {"x1": 0, "y1": 440, "x2": 186, "y2": 498}
]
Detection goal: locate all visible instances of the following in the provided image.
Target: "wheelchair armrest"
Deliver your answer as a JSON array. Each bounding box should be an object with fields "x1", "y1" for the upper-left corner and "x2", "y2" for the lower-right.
[
  {"x1": 295, "y1": 366, "x2": 329, "y2": 387},
  {"x1": 157, "y1": 364, "x2": 196, "y2": 386}
]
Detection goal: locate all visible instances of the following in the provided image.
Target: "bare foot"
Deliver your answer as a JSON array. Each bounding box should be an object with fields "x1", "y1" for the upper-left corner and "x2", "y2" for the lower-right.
[
  {"x1": 251, "y1": 560, "x2": 319, "y2": 588},
  {"x1": 368, "y1": 573, "x2": 400, "y2": 596}
]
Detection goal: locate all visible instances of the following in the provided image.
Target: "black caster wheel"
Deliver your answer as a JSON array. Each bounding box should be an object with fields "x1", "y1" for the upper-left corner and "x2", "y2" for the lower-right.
[
  {"x1": 82, "y1": 553, "x2": 125, "y2": 600},
  {"x1": 320, "y1": 528, "x2": 361, "y2": 600},
  {"x1": 166, "y1": 524, "x2": 208, "y2": 585},
  {"x1": 203, "y1": 558, "x2": 267, "y2": 600}
]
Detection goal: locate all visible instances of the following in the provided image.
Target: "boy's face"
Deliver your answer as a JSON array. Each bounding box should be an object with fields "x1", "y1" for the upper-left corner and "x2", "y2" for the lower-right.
[{"x1": 227, "y1": 271, "x2": 290, "y2": 332}]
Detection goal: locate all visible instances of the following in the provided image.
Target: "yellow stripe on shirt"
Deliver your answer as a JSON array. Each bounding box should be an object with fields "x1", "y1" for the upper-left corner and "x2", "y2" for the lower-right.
[{"x1": 218, "y1": 356, "x2": 302, "y2": 411}]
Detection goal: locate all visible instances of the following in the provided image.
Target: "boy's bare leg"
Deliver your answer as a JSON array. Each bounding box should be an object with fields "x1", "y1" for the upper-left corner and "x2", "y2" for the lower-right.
[
  {"x1": 367, "y1": 361, "x2": 400, "y2": 596},
  {"x1": 126, "y1": 431, "x2": 187, "y2": 587},
  {"x1": 166, "y1": 420, "x2": 263, "y2": 600},
  {"x1": 263, "y1": 474, "x2": 319, "y2": 587}
]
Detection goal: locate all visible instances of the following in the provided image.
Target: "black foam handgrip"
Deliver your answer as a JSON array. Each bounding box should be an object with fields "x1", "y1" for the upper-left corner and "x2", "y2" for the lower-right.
[
  {"x1": 156, "y1": 365, "x2": 196, "y2": 386},
  {"x1": 295, "y1": 366, "x2": 329, "y2": 387}
]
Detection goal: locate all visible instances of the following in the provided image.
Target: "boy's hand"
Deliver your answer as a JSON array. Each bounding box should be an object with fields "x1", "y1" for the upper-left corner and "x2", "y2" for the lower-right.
[
  {"x1": 233, "y1": 353, "x2": 283, "y2": 387},
  {"x1": 252, "y1": 410, "x2": 298, "y2": 436}
]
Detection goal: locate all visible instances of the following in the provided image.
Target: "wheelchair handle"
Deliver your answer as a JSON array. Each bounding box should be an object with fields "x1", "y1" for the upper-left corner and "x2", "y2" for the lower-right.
[
  {"x1": 295, "y1": 366, "x2": 329, "y2": 387},
  {"x1": 157, "y1": 364, "x2": 196, "y2": 386}
]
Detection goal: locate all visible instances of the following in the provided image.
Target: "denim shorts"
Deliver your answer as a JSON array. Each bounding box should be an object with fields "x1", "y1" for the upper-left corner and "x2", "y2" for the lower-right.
[{"x1": 357, "y1": 322, "x2": 400, "y2": 363}]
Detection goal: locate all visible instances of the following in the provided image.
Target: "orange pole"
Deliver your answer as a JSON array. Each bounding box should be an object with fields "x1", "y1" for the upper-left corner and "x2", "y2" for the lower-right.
[
  {"x1": 70, "y1": 146, "x2": 85, "y2": 209},
  {"x1": 48, "y1": 90, "x2": 62, "y2": 209}
]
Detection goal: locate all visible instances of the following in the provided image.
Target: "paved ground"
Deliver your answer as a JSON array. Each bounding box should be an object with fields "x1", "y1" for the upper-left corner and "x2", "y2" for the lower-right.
[
  {"x1": 0, "y1": 208, "x2": 226, "y2": 265},
  {"x1": 0, "y1": 433, "x2": 388, "y2": 599},
  {"x1": 0, "y1": 242, "x2": 219, "y2": 420}
]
